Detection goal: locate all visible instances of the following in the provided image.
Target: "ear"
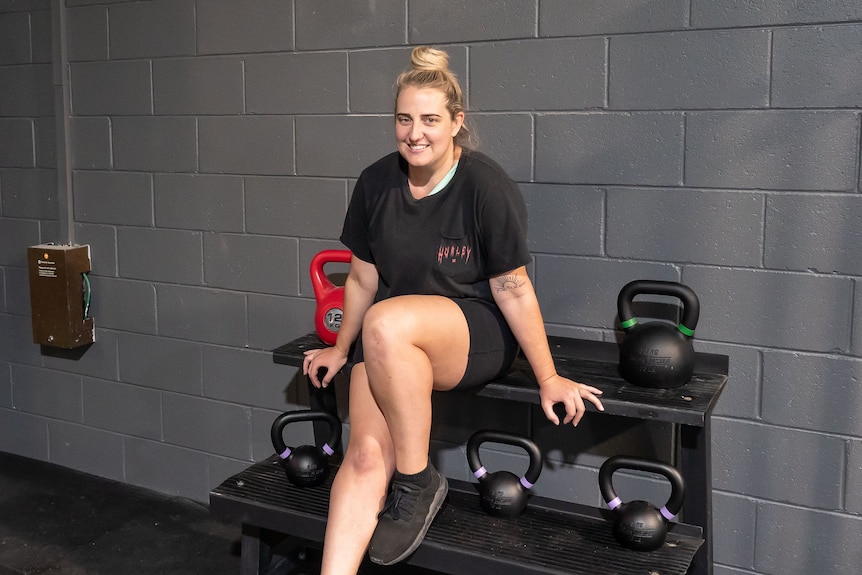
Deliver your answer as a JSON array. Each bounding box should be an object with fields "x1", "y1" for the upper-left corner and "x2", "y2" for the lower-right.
[{"x1": 451, "y1": 111, "x2": 465, "y2": 137}]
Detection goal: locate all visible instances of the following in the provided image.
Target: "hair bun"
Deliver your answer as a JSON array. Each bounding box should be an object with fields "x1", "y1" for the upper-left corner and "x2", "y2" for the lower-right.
[{"x1": 410, "y1": 46, "x2": 450, "y2": 74}]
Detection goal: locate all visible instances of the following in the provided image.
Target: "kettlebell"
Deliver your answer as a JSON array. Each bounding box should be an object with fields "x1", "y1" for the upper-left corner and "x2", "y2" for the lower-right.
[
  {"x1": 598, "y1": 455, "x2": 685, "y2": 552},
  {"x1": 617, "y1": 280, "x2": 700, "y2": 388},
  {"x1": 310, "y1": 250, "x2": 352, "y2": 346},
  {"x1": 270, "y1": 410, "x2": 342, "y2": 488},
  {"x1": 466, "y1": 430, "x2": 543, "y2": 517}
]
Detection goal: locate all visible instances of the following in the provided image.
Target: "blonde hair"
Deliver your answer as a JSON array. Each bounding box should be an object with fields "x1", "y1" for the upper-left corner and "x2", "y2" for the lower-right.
[{"x1": 395, "y1": 46, "x2": 475, "y2": 148}]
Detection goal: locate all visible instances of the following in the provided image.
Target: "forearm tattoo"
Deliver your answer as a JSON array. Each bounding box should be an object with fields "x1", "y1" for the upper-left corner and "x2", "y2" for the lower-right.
[{"x1": 493, "y1": 275, "x2": 525, "y2": 292}]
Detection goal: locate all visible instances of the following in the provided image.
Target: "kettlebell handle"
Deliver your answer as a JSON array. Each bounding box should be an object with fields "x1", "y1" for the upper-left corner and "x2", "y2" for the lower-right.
[
  {"x1": 598, "y1": 455, "x2": 685, "y2": 520},
  {"x1": 271, "y1": 410, "x2": 342, "y2": 459},
  {"x1": 617, "y1": 280, "x2": 700, "y2": 337},
  {"x1": 310, "y1": 250, "x2": 352, "y2": 300},
  {"x1": 466, "y1": 430, "x2": 542, "y2": 488}
]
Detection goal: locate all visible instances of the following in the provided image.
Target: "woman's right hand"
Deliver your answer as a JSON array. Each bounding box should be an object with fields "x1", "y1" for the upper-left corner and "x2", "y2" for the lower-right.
[{"x1": 302, "y1": 346, "x2": 350, "y2": 388}]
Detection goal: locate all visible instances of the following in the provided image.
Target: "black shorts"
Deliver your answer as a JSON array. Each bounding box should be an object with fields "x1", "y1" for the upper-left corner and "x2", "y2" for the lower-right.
[{"x1": 351, "y1": 298, "x2": 519, "y2": 389}]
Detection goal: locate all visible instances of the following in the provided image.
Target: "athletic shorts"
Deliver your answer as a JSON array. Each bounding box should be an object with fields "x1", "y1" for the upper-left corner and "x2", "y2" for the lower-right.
[{"x1": 350, "y1": 297, "x2": 519, "y2": 390}]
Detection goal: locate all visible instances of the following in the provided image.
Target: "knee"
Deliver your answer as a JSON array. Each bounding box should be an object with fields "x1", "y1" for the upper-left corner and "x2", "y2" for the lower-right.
[{"x1": 361, "y1": 300, "x2": 414, "y2": 356}]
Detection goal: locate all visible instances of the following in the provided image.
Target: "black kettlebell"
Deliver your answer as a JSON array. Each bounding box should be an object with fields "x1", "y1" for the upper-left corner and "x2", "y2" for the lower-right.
[
  {"x1": 270, "y1": 410, "x2": 342, "y2": 488},
  {"x1": 598, "y1": 455, "x2": 685, "y2": 552},
  {"x1": 617, "y1": 280, "x2": 700, "y2": 388},
  {"x1": 466, "y1": 430, "x2": 543, "y2": 517}
]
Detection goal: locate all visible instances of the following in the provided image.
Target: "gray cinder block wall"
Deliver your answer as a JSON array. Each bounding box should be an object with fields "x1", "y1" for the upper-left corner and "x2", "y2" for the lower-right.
[{"x1": 1, "y1": 1, "x2": 861, "y2": 573}]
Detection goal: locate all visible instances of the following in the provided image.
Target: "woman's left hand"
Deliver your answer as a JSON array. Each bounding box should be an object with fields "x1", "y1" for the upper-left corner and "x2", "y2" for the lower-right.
[{"x1": 538, "y1": 374, "x2": 604, "y2": 427}]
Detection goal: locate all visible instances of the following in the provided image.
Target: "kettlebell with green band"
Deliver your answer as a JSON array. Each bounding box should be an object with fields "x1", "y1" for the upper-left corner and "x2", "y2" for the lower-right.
[{"x1": 617, "y1": 280, "x2": 700, "y2": 389}]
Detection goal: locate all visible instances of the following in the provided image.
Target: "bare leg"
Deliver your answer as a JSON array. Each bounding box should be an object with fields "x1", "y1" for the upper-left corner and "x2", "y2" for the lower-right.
[
  {"x1": 320, "y1": 364, "x2": 394, "y2": 575},
  {"x1": 362, "y1": 295, "x2": 470, "y2": 474}
]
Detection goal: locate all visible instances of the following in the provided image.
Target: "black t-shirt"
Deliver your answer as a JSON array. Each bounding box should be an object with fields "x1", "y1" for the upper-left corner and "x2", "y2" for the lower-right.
[{"x1": 340, "y1": 149, "x2": 531, "y2": 303}]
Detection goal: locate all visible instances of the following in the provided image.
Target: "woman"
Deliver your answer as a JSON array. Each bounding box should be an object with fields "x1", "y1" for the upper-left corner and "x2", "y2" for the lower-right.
[{"x1": 302, "y1": 46, "x2": 604, "y2": 574}]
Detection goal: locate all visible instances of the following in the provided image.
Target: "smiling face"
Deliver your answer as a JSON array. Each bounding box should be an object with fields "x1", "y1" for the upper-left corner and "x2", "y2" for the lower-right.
[{"x1": 395, "y1": 85, "x2": 464, "y2": 177}]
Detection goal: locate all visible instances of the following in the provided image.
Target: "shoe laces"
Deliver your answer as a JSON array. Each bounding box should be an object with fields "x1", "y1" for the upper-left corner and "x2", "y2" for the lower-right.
[{"x1": 378, "y1": 479, "x2": 419, "y2": 521}]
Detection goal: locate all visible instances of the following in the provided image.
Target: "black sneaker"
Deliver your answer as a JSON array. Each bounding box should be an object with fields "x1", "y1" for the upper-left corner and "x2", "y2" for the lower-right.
[{"x1": 367, "y1": 465, "x2": 448, "y2": 565}]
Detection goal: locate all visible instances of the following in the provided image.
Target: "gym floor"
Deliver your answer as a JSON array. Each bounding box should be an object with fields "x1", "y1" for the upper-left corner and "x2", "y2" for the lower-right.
[{"x1": 0, "y1": 452, "x2": 439, "y2": 575}]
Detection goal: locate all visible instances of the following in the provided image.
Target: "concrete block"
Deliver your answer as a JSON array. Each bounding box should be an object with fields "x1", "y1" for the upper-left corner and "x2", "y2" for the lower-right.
[
  {"x1": 855, "y1": 282, "x2": 862, "y2": 357},
  {"x1": 0, "y1": 313, "x2": 42, "y2": 366},
  {"x1": 163, "y1": 392, "x2": 252, "y2": 459},
  {"x1": 773, "y1": 24, "x2": 862, "y2": 108},
  {"x1": 203, "y1": 346, "x2": 299, "y2": 408},
  {"x1": 118, "y1": 333, "x2": 202, "y2": 395},
  {"x1": 125, "y1": 437, "x2": 210, "y2": 502},
  {"x1": 72, "y1": 170, "x2": 153, "y2": 226},
  {"x1": 713, "y1": 417, "x2": 844, "y2": 508},
  {"x1": 766, "y1": 192, "x2": 862, "y2": 276},
  {"x1": 4, "y1": 266, "x2": 27, "y2": 317},
  {"x1": 66, "y1": 5, "x2": 107, "y2": 61},
  {"x1": 0, "y1": 408, "x2": 47, "y2": 459},
  {"x1": 684, "y1": 266, "x2": 852, "y2": 353},
  {"x1": 0, "y1": 64, "x2": 52, "y2": 116},
  {"x1": 247, "y1": 294, "x2": 315, "y2": 352},
  {"x1": 294, "y1": 0, "x2": 405, "y2": 49},
  {"x1": 117, "y1": 227, "x2": 203, "y2": 284},
  {"x1": 199, "y1": 116, "x2": 293, "y2": 176},
  {"x1": 0, "y1": 217, "x2": 40, "y2": 266},
  {"x1": 47, "y1": 420, "x2": 124, "y2": 481},
  {"x1": 154, "y1": 174, "x2": 244, "y2": 232},
  {"x1": 350, "y1": 47, "x2": 427, "y2": 113},
  {"x1": 156, "y1": 284, "x2": 247, "y2": 347},
  {"x1": 33, "y1": 116, "x2": 55, "y2": 168},
  {"x1": 712, "y1": 492, "x2": 757, "y2": 569},
  {"x1": 534, "y1": 255, "x2": 680, "y2": 328},
  {"x1": 203, "y1": 232, "x2": 299, "y2": 296},
  {"x1": 41, "y1": 331, "x2": 119, "y2": 381},
  {"x1": 530, "y1": 461, "x2": 598, "y2": 507},
  {"x1": 540, "y1": 0, "x2": 687, "y2": 36},
  {"x1": 11, "y1": 364, "x2": 82, "y2": 421},
  {"x1": 246, "y1": 52, "x2": 348, "y2": 114},
  {"x1": 755, "y1": 503, "x2": 862, "y2": 574},
  {"x1": 848, "y1": 441, "x2": 862, "y2": 514},
  {"x1": 0, "y1": 364, "x2": 9, "y2": 407},
  {"x1": 85, "y1": 276, "x2": 156, "y2": 334},
  {"x1": 685, "y1": 111, "x2": 858, "y2": 191},
  {"x1": 70, "y1": 60, "x2": 152, "y2": 115},
  {"x1": 0, "y1": 168, "x2": 58, "y2": 219},
  {"x1": 470, "y1": 39, "x2": 606, "y2": 111},
  {"x1": 74, "y1": 223, "x2": 117, "y2": 277},
  {"x1": 108, "y1": 0, "x2": 195, "y2": 59},
  {"x1": 409, "y1": 0, "x2": 535, "y2": 43},
  {"x1": 536, "y1": 113, "x2": 684, "y2": 186},
  {"x1": 245, "y1": 176, "x2": 347, "y2": 239},
  {"x1": 197, "y1": 0, "x2": 293, "y2": 55},
  {"x1": 112, "y1": 116, "x2": 197, "y2": 173},
  {"x1": 0, "y1": 12, "x2": 30, "y2": 64},
  {"x1": 607, "y1": 188, "x2": 764, "y2": 266},
  {"x1": 28, "y1": 8, "x2": 51, "y2": 64},
  {"x1": 469, "y1": 114, "x2": 533, "y2": 183},
  {"x1": 520, "y1": 184, "x2": 604, "y2": 256},
  {"x1": 0, "y1": 118, "x2": 34, "y2": 167},
  {"x1": 71, "y1": 116, "x2": 111, "y2": 169},
  {"x1": 697, "y1": 341, "x2": 761, "y2": 420},
  {"x1": 762, "y1": 351, "x2": 862, "y2": 436},
  {"x1": 609, "y1": 29, "x2": 770, "y2": 109},
  {"x1": 691, "y1": 0, "x2": 862, "y2": 28},
  {"x1": 153, "y1": 57, "x2": 244, "y2": 115},
  {"x1": 295, "y1": 115, "x2": 398, "y2": 178},
  {"x1": 82, "y1": 377, "x2": 161, "y2": 439}
]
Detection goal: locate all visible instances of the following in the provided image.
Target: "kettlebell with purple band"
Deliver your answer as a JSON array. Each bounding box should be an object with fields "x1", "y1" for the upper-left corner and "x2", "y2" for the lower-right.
[
  {"x1": 310, "y1": 250, "x2": 352, "y2": 346},
  {"x1": 599, "y1": 455, "x2": 685, "y2": 552},
  {"x1": 271, "y1": 410, "x2": 342, "y2": 488},
  {"x1": 466, "y1": 430, "x2": 543, "y2": 517},
  {"x1": 617, "y1": 280, "x2": 700, "y2": 389}
]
